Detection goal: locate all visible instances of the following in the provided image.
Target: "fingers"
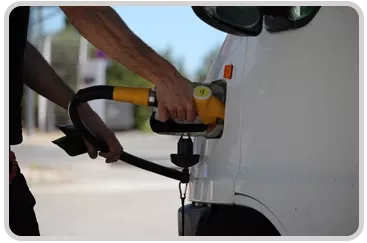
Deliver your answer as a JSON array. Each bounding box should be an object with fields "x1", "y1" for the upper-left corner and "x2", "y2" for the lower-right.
[
  {"x1": 168, "y1": 109, "x2": 177, "y2": 121},
  {"x1": 98, "y1": 136, "x2": 123, "y2": 163},
  {"x1": 99, "y1": 146, "x2": 122, "y2": 163},
  {"x1": 159, "y1": 103, "x2": 195, "y2": 122},
  {"x1": 83, "y1": 140, "x2": 98, "y2": 159},
  {"x1": 185, "y1": 100, "x2": 196, "y2": 122},
  {"x1": 99, "y1": 151, "x2": 121, "y2": 163},
  {"x1": 176, "y1": 105, "x2": 186, "y2": 121},
  {"x1": 158, "y1": 103, "x2": 169, "y2": 122},
  {"x1": 84, "y1": 137, "x2": 120, "y2": 163},
  {"x1": 156, "y1": 79, "x2": 197, "y2": 122}
]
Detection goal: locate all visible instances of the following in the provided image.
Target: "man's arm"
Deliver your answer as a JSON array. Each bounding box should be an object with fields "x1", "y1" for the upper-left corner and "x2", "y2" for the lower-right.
[
  {"x1": 23, "y1": 41, "x2": 77, "y2": 111},
  {"x1": 60, "y1": 6, "x2": 196, "y2": 122},
  {"x1": 23, "y1": 41, "x2": 122, "y2": 162},
  {"x1": 60, "y1": 6, "x2": 179, "y2": 86}
]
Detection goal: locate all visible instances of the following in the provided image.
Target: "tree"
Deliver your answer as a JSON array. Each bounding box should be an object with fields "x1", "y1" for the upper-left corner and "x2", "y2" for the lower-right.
[
  {"x1": 64, "y1": 15, "x2": 71, "y2": 27},
  {"x1": 194, "y1": 45, "x2": 221, "y2": 82},
  {"x1": 159, "y1": 45, "x2": 188, "y2": 78}
]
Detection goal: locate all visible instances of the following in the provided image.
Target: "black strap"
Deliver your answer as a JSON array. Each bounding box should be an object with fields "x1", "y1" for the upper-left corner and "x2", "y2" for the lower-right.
[{"x1": 179, "y1": 168, "x2": 189, "y2": 236}]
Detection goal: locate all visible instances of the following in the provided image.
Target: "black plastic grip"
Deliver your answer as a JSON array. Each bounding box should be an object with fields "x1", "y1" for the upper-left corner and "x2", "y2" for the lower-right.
[
  {"x1": 149, "y1": 111, "x2": 208, "y2": 134},
  {"x1": 72, "y1": 85, "x2": 114, "y2": 102}
]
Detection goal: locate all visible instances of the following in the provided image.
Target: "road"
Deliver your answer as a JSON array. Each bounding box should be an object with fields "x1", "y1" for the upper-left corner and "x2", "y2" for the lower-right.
[{"x1": 10, "y1": 132, "x2": 186, "y2": 240}]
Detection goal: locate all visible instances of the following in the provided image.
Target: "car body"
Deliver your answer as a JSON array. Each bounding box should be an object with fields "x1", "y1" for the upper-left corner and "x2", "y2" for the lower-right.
[{"x1": 179, "y1": 5, "x2": 360, "y2": 236}]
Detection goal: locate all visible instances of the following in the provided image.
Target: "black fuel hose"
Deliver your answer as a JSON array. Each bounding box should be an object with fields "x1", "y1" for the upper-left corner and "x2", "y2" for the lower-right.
[{"x1": 67, "y1": 85, "x2": 189, "y2": 183}]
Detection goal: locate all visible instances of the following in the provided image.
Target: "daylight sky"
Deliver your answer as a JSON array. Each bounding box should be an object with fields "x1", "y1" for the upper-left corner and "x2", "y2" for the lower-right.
[{"x1": 30, "y1": 6, "x2": 227, "y2": 78}]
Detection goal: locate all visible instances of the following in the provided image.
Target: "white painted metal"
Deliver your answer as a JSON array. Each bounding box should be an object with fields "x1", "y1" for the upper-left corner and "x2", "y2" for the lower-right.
[{"x1": 189, "y1": 6, "x2": 359, "y2": 236}]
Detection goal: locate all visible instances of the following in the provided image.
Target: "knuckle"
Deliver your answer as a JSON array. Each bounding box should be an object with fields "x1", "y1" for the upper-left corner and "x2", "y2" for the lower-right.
[
  {"x1": 167, "y1": 105, "x2": 176, "y2": 111},
  {"x1": 114, "y1": 151, "x2": 120, "y2": 157},
  {"x1": 177, "y1": 105, "x2": 184, "y2": 112},
  {"x1": 187, "y1": 103, "x2": 193, "y2": 109}
]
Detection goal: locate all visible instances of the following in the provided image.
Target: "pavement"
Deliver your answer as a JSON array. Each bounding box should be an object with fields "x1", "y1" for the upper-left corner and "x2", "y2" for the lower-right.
[
  {"x1": 14, "y1": 130, "x2": 180, "y2": 185},
  {"x1": 9, "y1": 131, "x2": 187, "y2": 239}
]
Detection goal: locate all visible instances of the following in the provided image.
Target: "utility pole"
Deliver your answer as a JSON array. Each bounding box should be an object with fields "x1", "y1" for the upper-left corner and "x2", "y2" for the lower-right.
[
  {"x1": 37, "y1": 6, "x2": 55, "y2": 133},
  {"x1": 78, "y1": 36, "x2": 89, "y2": 64},
  {"x1": 77, "y1": 35, "x2": 108, "y2": 122}
]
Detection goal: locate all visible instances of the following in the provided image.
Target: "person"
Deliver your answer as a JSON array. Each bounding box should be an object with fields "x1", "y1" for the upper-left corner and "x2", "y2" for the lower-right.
[{"x1": 9, "y1": 6, "x2": 196, "y2": 236}]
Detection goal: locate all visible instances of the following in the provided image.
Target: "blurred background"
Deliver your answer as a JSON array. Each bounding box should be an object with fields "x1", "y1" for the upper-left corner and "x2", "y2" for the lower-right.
[
  {"x1": 12, "y1": 6, "x2": 226, "y2": 238},
  {"x1": 24, "y1": 6, "x2": 226, "y2": 134}
]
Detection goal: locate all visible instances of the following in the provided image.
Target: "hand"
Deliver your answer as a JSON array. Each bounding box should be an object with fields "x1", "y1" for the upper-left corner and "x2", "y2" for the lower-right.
[
  {"x1": 79, "y1": 105, "x2": 123, "y2": 163},
  {"x1": 83, "y1": 130, "x2": 123, "y2": 163},
  {"x1": 155, "y1": 74, "x2": 196, "y2": 122}
]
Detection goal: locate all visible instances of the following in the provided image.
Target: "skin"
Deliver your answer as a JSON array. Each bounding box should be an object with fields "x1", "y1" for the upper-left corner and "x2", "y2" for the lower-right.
[
  {"x1": 60, "y1": 6, "x2": 197, "y2": 123},
  {"x1": 23, "y1": 41, "x2": 122, "y2": 162},
  {"x1": 22, "y1": 6, "x2": 197, "y2": 162}
]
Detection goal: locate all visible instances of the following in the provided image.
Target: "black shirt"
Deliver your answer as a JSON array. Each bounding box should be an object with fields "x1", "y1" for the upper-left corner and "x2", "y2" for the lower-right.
[{"x1": 9, "y1": 6, "x2": 30, "y2": 145}]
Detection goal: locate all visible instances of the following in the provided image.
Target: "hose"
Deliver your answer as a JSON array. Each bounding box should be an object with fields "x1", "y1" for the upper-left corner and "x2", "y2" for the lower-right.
[{"x1": 67, "y1": 85, "x2": 189, "y2": 183}]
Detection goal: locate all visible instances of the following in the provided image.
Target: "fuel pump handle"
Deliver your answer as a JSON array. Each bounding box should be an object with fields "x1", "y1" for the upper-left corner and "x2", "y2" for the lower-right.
[{"x1": 53, "y1": 84, "x2": 225, "y2": 182}]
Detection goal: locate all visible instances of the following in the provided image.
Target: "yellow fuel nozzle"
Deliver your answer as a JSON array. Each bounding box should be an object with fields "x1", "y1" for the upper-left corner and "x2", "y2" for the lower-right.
[
  {"x1": 111, "y1": 85, "x2": 225, "y2": 125},
  {"x1": 193, "y1": 85, "x2": 225, "y2": 125},
  {"x1": 112, "y1": 86, "x2": 152, "y2": 106}
]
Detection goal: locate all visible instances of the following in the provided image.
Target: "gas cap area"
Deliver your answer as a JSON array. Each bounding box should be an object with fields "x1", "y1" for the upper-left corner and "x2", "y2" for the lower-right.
[{"x1": 149, "y1": 79, "x2": 227, "y2": 139}]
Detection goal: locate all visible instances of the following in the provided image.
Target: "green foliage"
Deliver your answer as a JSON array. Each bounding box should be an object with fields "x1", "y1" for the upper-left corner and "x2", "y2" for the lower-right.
[
  {"x1": 51, "y1": 25, "x2": 80, "y2": 89},
  {"x1": 64, "y1": 16, "x2": 71, "y2": 27},
  {"x1": 158, "y1": 45, "x2": 188, "y2": 78},
  {"x1": 194, "y1": 45, "x2": 221, "y2": 82}
]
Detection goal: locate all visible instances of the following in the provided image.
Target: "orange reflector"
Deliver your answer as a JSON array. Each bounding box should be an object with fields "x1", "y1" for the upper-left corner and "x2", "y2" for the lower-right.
[{"x1": 223, "y1": 65, "x2": 233, "y2": 79}]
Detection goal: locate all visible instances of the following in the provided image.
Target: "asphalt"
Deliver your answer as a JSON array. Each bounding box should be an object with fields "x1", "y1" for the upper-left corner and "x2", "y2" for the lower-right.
[{"x1": 8, "y1": 131, "x2": 186, "y2": 239}]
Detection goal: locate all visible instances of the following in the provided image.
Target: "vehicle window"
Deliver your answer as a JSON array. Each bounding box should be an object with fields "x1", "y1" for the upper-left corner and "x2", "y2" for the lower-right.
[
  {"x1": 192, "y1": 6, "x2": 321, "y2": 36},
  {"x1": 192, "y1": 6, "x2": 263, "y2": 36},
  {"x1": 212, "y1": 6, "x2": 260, "y2": 28}
]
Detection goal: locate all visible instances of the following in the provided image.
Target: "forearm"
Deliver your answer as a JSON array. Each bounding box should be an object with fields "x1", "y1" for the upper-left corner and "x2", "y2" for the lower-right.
[
  {"x1": 23, "y1": 41, "x2": 75, "y2": 110},
  {"x1": 23, "y1": 41, "x2": 93, "y2": 116},
  {"x1": 60, "y1": 6, "x2": 183, "y2": 86}
]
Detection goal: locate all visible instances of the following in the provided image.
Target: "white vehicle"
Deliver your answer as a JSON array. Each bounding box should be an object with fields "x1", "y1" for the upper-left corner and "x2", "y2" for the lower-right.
[
  {"x1": 178, "y1": 5, "x2": 359, "y2": 236},
  {"x1": 57, "y1": 5, "x2": 359, "y2": 237}
]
